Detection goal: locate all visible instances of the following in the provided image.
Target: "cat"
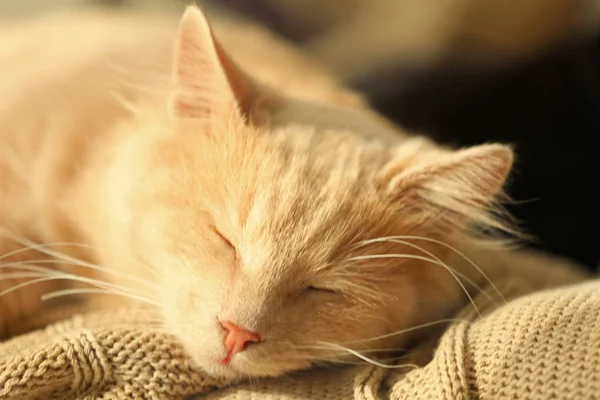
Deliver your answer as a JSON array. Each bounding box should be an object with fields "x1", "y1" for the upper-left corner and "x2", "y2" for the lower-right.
[{"x1": 0, "y1": 5, "x2": 586, "y2": 381}]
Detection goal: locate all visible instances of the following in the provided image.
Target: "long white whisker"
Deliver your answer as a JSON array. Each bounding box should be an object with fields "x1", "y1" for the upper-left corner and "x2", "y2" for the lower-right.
[
  {"x1": 357, "y1": 238, "x2": 497, "y2": 306},
  {"x1": 0, "y1": 241, "x2": 97, "y2": 262},
  {"x1": 0, "y1": 258, "x2": 160, "y2": 291},
  {"x1": 347, "y1": 253, "x2": 480, "y2": 316},
  {"x1": 292, "y1": 346, "x2": 405, "y2": 355},
  {"x1": 0, "y1": 272, "x2": 50, "y2": 280},
  {"x1": 450, "y1": 270, "x2": 496, "y2": 305},
  {"x1": 310, "y1": 357, "x2": 401, "y2": 366},
  {"x1": 0, "y1": 276, "x2": 60, "y2": 297},
  {"x1": 0, "y1": 231, "x2": 158, "y2": 290},
  {"x1": 0, "y1": 263, "x2": 151, "y2": 295},
  {"x1": 344, "y1": 318, "x2": 467, "y2": 345},
  {"x1": 41, "y1": 288, "x2": 162, "y2": 307},
  {"x1": 315, "y1": 342, "x2": 419, "y2": 369},
  {"x1": 0, "y1": 265, "x2": 161, "y2": 306},
  {"x1": 358, "y1": 235, "x2": 505, "y2": 303}
]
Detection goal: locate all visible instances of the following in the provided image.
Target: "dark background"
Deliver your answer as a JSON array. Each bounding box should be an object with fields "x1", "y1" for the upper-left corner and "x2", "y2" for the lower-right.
[{"x1": 359, "y1": 36, "x2": 600, "y2": 269}]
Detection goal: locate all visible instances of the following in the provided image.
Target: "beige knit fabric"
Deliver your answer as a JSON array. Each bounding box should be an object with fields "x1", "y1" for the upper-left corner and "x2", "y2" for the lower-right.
[{"x1": 1, "y1": 272, "x2": 598, "y2": 399}]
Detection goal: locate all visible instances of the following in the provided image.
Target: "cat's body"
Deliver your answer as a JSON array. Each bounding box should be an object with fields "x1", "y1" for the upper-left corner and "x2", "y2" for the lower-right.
[{"x1": 0, "y1": 7, "x2": 587, "y2": 380}]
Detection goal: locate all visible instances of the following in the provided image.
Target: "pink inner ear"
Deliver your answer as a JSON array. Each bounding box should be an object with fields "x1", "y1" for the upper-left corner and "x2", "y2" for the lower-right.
[{"x1": 169, "y1": 6, "x2": 239, "y2": 120}]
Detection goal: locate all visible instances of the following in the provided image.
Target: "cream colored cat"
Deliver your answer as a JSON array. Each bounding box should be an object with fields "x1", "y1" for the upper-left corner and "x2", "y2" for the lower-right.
[{"x1": 0, "y1": 6, "x2": 586, "y2": 381}]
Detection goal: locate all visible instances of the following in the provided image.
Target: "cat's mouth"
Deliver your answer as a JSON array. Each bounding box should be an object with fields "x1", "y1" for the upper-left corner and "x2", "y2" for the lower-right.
[
  {"x1": 191, "y1": 345, "x2": 313, "y2": 380},
  {"x1": 178, "y1": 336, "x2": 263, "y2": 379},
  {"x1": 204, "y1": 357, "x2": 249, "y2": 379}
]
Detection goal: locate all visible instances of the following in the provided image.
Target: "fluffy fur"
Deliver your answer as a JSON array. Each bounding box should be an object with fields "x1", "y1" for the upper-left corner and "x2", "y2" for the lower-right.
[{"x1": 0, "y1": 6, "x2": 584, "y2": 381}]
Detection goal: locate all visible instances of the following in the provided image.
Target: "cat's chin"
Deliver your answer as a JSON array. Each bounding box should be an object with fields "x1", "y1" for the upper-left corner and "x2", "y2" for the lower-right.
[
  {"x1": 180, "y1": 341, "x2": 256, "y2": 380},
  {"x1": 197, "y1": 361, "x2": 251, "y2": 381},
  {"x1": 190, "y1": 350, "x2": 313, "y2": 381},
  {"x1": 195, "y1": 359, "x2": 278, "y2": 381}
]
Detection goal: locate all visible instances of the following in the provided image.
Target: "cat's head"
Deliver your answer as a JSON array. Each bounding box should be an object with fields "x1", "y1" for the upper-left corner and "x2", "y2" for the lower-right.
[{"x1": 126, "y1": 6, "x2": 514, "y2": 380}]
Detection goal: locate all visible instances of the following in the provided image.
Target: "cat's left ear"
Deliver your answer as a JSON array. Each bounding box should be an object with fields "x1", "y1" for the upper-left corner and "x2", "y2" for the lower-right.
[
  {"x1": 169, "y1": 6, "x2": 265, "y2": 122},
  {"x1": 377, "y1": 140, "x2": 514, "y2": 234}
]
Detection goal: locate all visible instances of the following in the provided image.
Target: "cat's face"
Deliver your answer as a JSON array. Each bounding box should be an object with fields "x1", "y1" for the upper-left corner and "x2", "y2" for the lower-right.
[
  {"x1": 131, "y1": 121, "x2": 434, "y2": 378},
  {"x1": 125, "y1": 6, "x2": 513, "y2": 380},
  {"x1": 129, "y1": 125, "x2": 512, "y2": 379}
]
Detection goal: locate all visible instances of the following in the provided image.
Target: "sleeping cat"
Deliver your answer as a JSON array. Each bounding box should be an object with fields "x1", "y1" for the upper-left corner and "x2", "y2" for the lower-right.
[{"x1": 0, "y1": 5, "x2": 586, "y2": 381}]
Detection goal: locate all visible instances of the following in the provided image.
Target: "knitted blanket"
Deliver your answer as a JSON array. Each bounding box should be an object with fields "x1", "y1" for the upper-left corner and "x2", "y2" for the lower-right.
[{"x1": 1, "y1": 269, "x2": 597, "y2": 399}]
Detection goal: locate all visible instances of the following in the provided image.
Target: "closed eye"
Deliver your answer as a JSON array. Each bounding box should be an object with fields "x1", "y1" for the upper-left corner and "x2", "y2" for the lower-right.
[
  {"x1": 212, "y1": 226, "x2": 237, "y2": 256},
  {"x1": 307, "y1": 285, "x2": 337, "y2": 295},
  {"x1": 214, "y1": 229, "x2": 234, "y2": 248}
]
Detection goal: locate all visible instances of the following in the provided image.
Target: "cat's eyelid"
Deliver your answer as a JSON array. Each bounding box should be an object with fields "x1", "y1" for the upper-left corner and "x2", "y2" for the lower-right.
[
  {"x1": 308, "y1": 285, "x2": 337, "y2": 295},
  {"x1": 212, "y1": 225, "x2": 235, "y2": 250}
]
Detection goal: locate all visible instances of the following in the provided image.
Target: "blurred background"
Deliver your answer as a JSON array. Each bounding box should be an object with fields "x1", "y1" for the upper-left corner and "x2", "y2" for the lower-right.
[{"x1": 1, "y1": 0, "x2": 599, "y2": 270}]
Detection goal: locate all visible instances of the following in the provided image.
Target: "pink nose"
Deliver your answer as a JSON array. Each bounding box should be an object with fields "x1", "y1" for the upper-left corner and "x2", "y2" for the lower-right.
[{"x1": 218, "y1": 320, "x2": 261, "y2": 365}]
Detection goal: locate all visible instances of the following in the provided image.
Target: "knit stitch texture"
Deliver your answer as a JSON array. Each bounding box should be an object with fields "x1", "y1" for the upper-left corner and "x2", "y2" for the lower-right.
[{"x1": 1, "y1": 270, "x2": 597, "y2": 399}]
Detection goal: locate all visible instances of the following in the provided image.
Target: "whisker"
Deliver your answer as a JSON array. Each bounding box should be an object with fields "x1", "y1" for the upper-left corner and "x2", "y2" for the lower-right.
[
  {"x1": 0, "y1": 264, "x2": 162, "y2": 307},
  {"x1": 292, "y1": 346, "x2": 408, "y2": 359},
  {"x1": 0, "y1": 276, "x2": 59, "y2": 297},
  {"x1": 343, "y1": 318, "x2": 468, "y2": 345},
  {"x1": 315, "y1": 342, "x2": 419, "y2": 369},
  {"x1": 358, "y1": 235, "x2": 505, "y2": 303},
  {"x1": 354, "y1": 238, "x2": 498, "y2": 306},
  {"x1": 0, "y1": 231, "x2": 159, "y2": 290},
  {"x1": 0, "y1": 272, "x2": 50, "y2": 280},
  {"x1": 451, "y1": 270, "x2": 496, "y2": 305},
  {"x1": 347, "y1": 253, "x2": 480, "y2": 316},
  {"x1": 0, "y1": 263, "x2": 156, "y2": 297},
  {"x1": 0, "y1": 258, "x2": 160, "y2": 290},
  {"x1": 0, "y1": 241, "x2": 97, "y2": 262},
  {"x1": 41, "y1": 288, "x2": 162, "y2": 307},
  {"x1": 309, "y1": 357, "x2": 402, "y2": 366}
]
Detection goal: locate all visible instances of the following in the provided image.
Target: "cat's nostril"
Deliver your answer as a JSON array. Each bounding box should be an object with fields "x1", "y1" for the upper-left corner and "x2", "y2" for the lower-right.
[{"x1": 218, "y1": 320, "x2": 261, "y2": 365}]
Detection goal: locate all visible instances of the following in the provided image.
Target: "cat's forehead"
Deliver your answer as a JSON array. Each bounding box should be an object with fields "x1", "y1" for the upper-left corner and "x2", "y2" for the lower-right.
[
  {"x1": 167, "y1": 122, "x2": 396, "y2": 257},
  {"x1": 252, "y1": 130, "x2": 383, "y2": 203},
  {"x1": 239, "y1": 134, "x2": 392, "y2": 268}
]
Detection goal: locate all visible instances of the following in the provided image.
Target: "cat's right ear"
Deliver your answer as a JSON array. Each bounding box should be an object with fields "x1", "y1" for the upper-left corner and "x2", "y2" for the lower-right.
[{"x1": 169, "y1": 6, "x2": 265, "y2": 122}]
